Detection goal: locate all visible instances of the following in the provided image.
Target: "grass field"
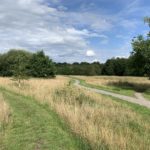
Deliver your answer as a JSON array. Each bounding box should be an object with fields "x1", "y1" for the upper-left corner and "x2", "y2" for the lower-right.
[
  {"x1": 0, "y1": 76, "x2": 150, "y2": 149},
  {"x1": 73, "y1": 76, "x2": 150, "y2": 99},
  {"x1": 0, "y1": 77, "x2": 90, "y2": 150}
]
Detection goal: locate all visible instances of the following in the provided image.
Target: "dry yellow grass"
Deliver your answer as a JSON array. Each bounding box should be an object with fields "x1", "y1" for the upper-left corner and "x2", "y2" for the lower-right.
[
  {"x1": 74, "y1": 76, "x2": 150, "y2": 86},
  {"x1": 0, "y1": 76, "x2": 69, "y2": 103},
  {"x1": 0, "y1": 76, "x2": 150, "y2": 149},
  {"x1": 0, "y1": 94, "x2": 11, "y2": 125},
  {"x1": 74, "y1": 76, "x2": 150, "y2": 97},
  {"x1": 0, "y1": 93, "x2": 11, "y2": 147},
  {"x1": 52, "y1": 86, "x2": 150, "y2": 150}
]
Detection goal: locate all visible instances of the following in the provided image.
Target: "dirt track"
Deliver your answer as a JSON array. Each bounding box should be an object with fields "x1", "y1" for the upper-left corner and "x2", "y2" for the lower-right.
[{"x1": 74, "y1": 80, "x2": 150, "y2": 109}]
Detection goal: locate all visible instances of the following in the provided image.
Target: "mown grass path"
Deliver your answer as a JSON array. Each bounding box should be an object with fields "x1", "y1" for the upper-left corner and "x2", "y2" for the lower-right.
[
  {"x1": 0, "y1": 88, "x2": 90, "y2": 150},
  {"x1": 74, "y1": 79, "x2": 150, "y2": 109}
]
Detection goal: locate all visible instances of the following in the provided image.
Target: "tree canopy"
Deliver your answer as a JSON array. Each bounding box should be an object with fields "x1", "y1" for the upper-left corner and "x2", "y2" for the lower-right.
[
  {"x1": 0, "y1": 50, "x2": 56, "y2": 78},
  {"x1": 28, "y1": 51, "x2": 55, "y2": 78},
  {"x1": 130, "y1": 17, "x2": 150, "y2": 78}
]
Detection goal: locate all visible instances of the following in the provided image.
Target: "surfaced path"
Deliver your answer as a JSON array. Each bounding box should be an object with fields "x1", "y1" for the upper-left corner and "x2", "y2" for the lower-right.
[{"x1": 74, "y1": 79, "x2": 150, "y2": 109}]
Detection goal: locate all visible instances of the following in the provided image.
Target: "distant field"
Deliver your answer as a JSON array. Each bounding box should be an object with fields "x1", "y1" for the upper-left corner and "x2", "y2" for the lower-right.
[
  {"x1": 0, "y1": 76, "x2": 150, "y2": 149},
  {"x1": 73, "y1": 76, "x2": 150, "y2": 99}
]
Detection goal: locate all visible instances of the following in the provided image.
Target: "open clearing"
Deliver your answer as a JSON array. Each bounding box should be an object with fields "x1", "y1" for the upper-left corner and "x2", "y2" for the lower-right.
[{"x1": 0, "y1": 76, "x2": 150, "y2": 149}]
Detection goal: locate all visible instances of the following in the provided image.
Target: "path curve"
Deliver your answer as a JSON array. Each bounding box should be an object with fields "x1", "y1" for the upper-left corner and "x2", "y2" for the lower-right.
[{"x1": 74, "y1": 79, "x2": 150, "y2": 109}]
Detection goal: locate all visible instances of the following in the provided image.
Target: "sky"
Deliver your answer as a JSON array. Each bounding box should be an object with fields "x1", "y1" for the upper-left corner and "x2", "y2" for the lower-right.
[{"x1": 0, "y1": 0, "x2": 149, "y2": 63}]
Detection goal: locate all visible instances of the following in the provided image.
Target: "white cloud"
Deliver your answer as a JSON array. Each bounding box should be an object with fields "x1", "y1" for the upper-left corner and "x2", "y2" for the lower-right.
[
  {"x1": 92, "y1": 59, "x2": 99, "y2": 62},
  {"x1": 0, "y1": 0, "x2": 109, "y2": 62},
  {"x1": 0, "y1": 0, "x2": 148, "y2": 62},
  {"x1": 86, "y1": 50, "x2": 95, "y2": 57},
  {"x1": 67, "y1": 12, "x2": 114, "y2": 32}
]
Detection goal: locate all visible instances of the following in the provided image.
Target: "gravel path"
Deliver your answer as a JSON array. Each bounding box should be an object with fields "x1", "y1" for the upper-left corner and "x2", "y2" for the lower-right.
[{"x1": 74, "y1": 80, "x2": 150, "y2": 109}]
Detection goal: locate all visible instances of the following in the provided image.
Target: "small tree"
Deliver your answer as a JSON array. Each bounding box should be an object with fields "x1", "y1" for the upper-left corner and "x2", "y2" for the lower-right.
[{"x1": 12, "y1": 52, "x2": 29, "y2": 88}]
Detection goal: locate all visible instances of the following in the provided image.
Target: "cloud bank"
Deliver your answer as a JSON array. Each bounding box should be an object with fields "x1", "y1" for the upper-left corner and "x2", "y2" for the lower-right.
[{"x1": 0, "y1": 0, "x2": 149, "y2": 62}]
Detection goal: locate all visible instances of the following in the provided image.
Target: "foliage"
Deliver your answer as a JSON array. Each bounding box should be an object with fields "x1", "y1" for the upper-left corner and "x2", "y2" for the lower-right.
[
  {"x1": 12, "y1": 50, "x2": 31, "y2": 87},
  {"x1": 131, "y1": 17, "x2": 150, "y2": 78},
  {"x1": 55, "y1": 62, "x2": 103, "y2": 76},
  {"x1": 28, "y1": 51, "x2": 56, "y2": 78},
  {"x1": 0, "y1": 49, "x2": 31, "y2": 76},
  {"x1": 0, "y1": 50, "x2": 56, "y2": 78},
  {"x1": 101, "y1": 58, "x2": 129, "y2": 76}
]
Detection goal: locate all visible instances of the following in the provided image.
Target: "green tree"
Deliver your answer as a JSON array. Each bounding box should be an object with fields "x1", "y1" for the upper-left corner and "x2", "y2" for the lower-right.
[
  {"x1": 131, "y1": 17, "x2": 150, "y2": 79},
  {"x1": 12, "y1": 54, "x2": 29, "y2": 88},
  {"x1": 29, "y1": 51, "x2": 56, "y2": 78},
  {"x1": 55, "y1": 62, "x2": 102, "y2": 76},
  {"x1": 0, "y1": 49, "x2": 31, "y2": 77},
  {"x1": 102, "y1": 59, "x2": 115, "y2": 75},
  {"x1": 130, "y1": 36, "x2": 146, "y2": 76}
]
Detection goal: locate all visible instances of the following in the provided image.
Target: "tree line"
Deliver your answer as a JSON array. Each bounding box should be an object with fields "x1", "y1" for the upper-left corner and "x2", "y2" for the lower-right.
[
  {"x1": 55, "y1": 56, "x2": 147, "y2": 76},
  {"x1": 55, "y1": 58, "x2": 127, "y2": 76},
  {"x1": 0, "y1": 49, "x2": 149, "y2": 78},
  {"x1": 55, "y1": 17, "x2": 150, "y2": 78},
  {"x1": 0, "y1": 17, "x2": 149, "y2": 78}
]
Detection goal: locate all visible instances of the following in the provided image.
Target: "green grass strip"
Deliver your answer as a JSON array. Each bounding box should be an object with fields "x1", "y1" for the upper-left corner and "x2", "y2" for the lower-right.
[{"x1": 0, "y1": 87, "x2": 91, "y2": 150}]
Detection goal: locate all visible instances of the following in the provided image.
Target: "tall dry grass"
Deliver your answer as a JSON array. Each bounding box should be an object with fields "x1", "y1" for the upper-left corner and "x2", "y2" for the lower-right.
[
  {"x1": 0, "y1": 76, "x2": 69, "y2": 103},
  {"x1": 0, "y1": 76, "x2": 150, "y2": 149},
  {"x1": 75, "y1": 76, "x2": 150, "y2": 94},
  {"x1": 52, "y1": 86, "x2": 150, "y2": 150},
  {"x1": 0, "y1": 93, "x2": 11, "y2": 147},
  {"x1": 0, "y1": 94, "x2": 11, "y2": 125},
  {"x1": 74, "y1": 76, "x2": 150, "y2": 86},
  {"x1": 0, "y1": 93, "x2": 11, "y2": 142}
]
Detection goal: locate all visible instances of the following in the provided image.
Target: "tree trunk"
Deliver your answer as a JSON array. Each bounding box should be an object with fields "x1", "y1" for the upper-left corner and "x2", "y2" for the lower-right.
[{"x1": 18, "y1": 79, "x2": 21, "y2": 88}]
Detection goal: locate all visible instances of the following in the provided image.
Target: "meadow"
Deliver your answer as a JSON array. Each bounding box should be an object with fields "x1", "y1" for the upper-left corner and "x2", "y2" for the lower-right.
[
  {"x1": 74, "y1": 76, "x2": 150, "y2": 100},
  {"x1": 0, "y1": 76, "x2": 150, "y2": 149}
]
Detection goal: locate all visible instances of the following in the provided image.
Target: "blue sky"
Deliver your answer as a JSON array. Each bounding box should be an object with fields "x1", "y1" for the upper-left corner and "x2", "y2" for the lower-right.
[{"x1": 0, "y1": 0, "x2": 149, "y2": 62}]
